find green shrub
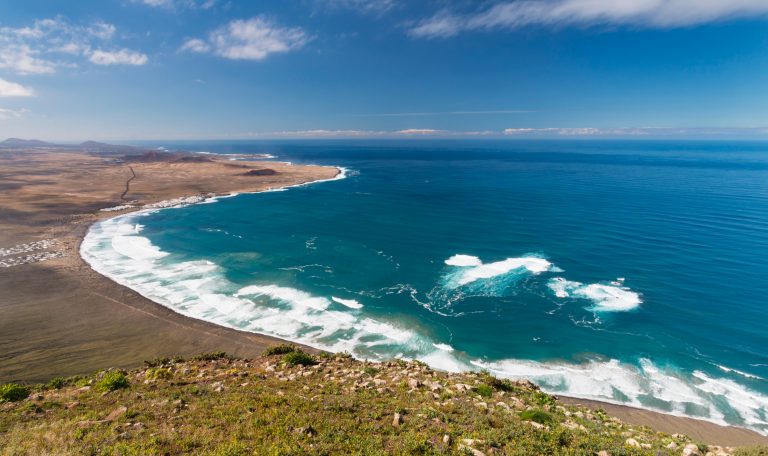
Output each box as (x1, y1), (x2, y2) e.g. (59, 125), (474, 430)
(519, 409), (554, 426)
(145, 368), (173, 380)
(485, 375), (516, 392)
(283, 351), (317, 367)
(363, 366), (380, 376)
(46, 377), (66, 390)
(264, 344), (297, 356)
(0, 383), (30, 402)
(533, 391), (556, 407)
(473, 384), (493, 398)
(144, 357), (177, 367)
(95, 370), (129, 392)
(193, 351), (231, 361)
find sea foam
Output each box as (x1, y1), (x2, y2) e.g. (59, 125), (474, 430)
(444, 254), (552, 287)
(548, 277), (641, 312)
(331, 296), (364, 309)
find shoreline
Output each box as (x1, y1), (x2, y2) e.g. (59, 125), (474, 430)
(2, 155), (766, 446)
(76, 172), (768, 445)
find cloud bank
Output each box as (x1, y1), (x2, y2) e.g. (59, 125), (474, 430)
(410, 0), (768, 38)
(181, 17), (309, 61)
(0, 78), (34, 97)
(0, 17), (146, 74)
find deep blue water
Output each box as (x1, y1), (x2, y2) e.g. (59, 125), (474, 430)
(83, 140), (768, 433)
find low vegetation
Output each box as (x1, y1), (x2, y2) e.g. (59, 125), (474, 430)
(0, 351), (759, 455)
(94, 370), (129, 393)
(0, 384), (29, 403)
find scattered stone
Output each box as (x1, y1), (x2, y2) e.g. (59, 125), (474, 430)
(683, 443), (701, 456)
(294, 426), (317, 437)
(625, 438), (641, 448)
(393, 412), (403, 426)
(443, 434), (451, 445)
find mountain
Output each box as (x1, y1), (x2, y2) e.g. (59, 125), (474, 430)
(0, 138), (55, 148)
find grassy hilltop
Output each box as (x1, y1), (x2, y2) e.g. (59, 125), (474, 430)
(1, 347), (764, 455)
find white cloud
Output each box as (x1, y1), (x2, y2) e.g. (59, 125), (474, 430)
(0, 17), (133, 73)
(359, 109), (532, 117)
(88, 21), (117, 40)
(139, 0), (217, 9)
(180, 38), (211, 53)
(89, 49), (148, 66)
(410, 0), (768, 38)
(319, 0), (396, 14)
(0, 107), (28, 120)
(0, 78), (34, 97)
(0, 44), (56, 74)
(182, 17), (309, 61)
(395, 128), (443, 135)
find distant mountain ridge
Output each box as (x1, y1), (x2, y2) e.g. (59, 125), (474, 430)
(0, 138), (55, 147)
(0, 138), (154, 156)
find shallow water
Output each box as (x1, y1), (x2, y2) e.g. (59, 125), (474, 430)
(82, 140), (768, 434)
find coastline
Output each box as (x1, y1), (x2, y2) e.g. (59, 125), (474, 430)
(1, 155), (766, 446)
(0, 155), (340, 384)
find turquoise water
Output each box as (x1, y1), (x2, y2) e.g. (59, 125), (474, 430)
(82, 141), (768, 433)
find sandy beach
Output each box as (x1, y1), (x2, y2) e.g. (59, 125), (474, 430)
(1, 146), (766, 447)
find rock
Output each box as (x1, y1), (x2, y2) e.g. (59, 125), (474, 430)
(525, 421), (547, 430)
(408, 378), (422, 389)
(453, 383), (471, 392)
(458, 444), (486, 456)
(683, 443), (701, 456)
(393, 412), (403, 426)
(426, 381), (442, 392)
(667, 442), (679, 450)
(104, 406), (127, 422)
(495, 401), (511, 411)
(509, 397), (526, 410)
(172, 399), (186, 412)
(294, 426), (317, 437)
(443, 434), (451, 445)
(562, 420), (587, 431)
(625, 438), (641, 448)
(597, 451), (611, 456)
(462, 439), (485, 446)
(65, 401), (80, 410)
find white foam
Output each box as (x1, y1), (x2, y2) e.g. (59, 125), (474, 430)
(111, 234), (168, 261)
(432, 343), (454, 352)
(693, 371), (768, 429)
(331, 296), (363, 309)
(473, 356), (768, 434)
(445, 255), (552, 286)
(444, 254), (482, 267)
(716, 364), (764, 380)
(548, 277), (641, 312)
(237, 285), (331, 311)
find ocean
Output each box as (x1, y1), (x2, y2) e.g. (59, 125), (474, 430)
(81, 140), (768, 434)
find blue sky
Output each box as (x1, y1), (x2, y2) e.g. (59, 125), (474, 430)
(0, 0), (767, 141)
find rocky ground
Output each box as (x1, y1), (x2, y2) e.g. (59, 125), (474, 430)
(2, 348), (763, 455)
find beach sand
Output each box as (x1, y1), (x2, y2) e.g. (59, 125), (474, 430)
(0, 148), (332, 381)
(1, 147), (766, 446)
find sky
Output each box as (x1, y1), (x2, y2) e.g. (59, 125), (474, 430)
(0, 0), (767, 141)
